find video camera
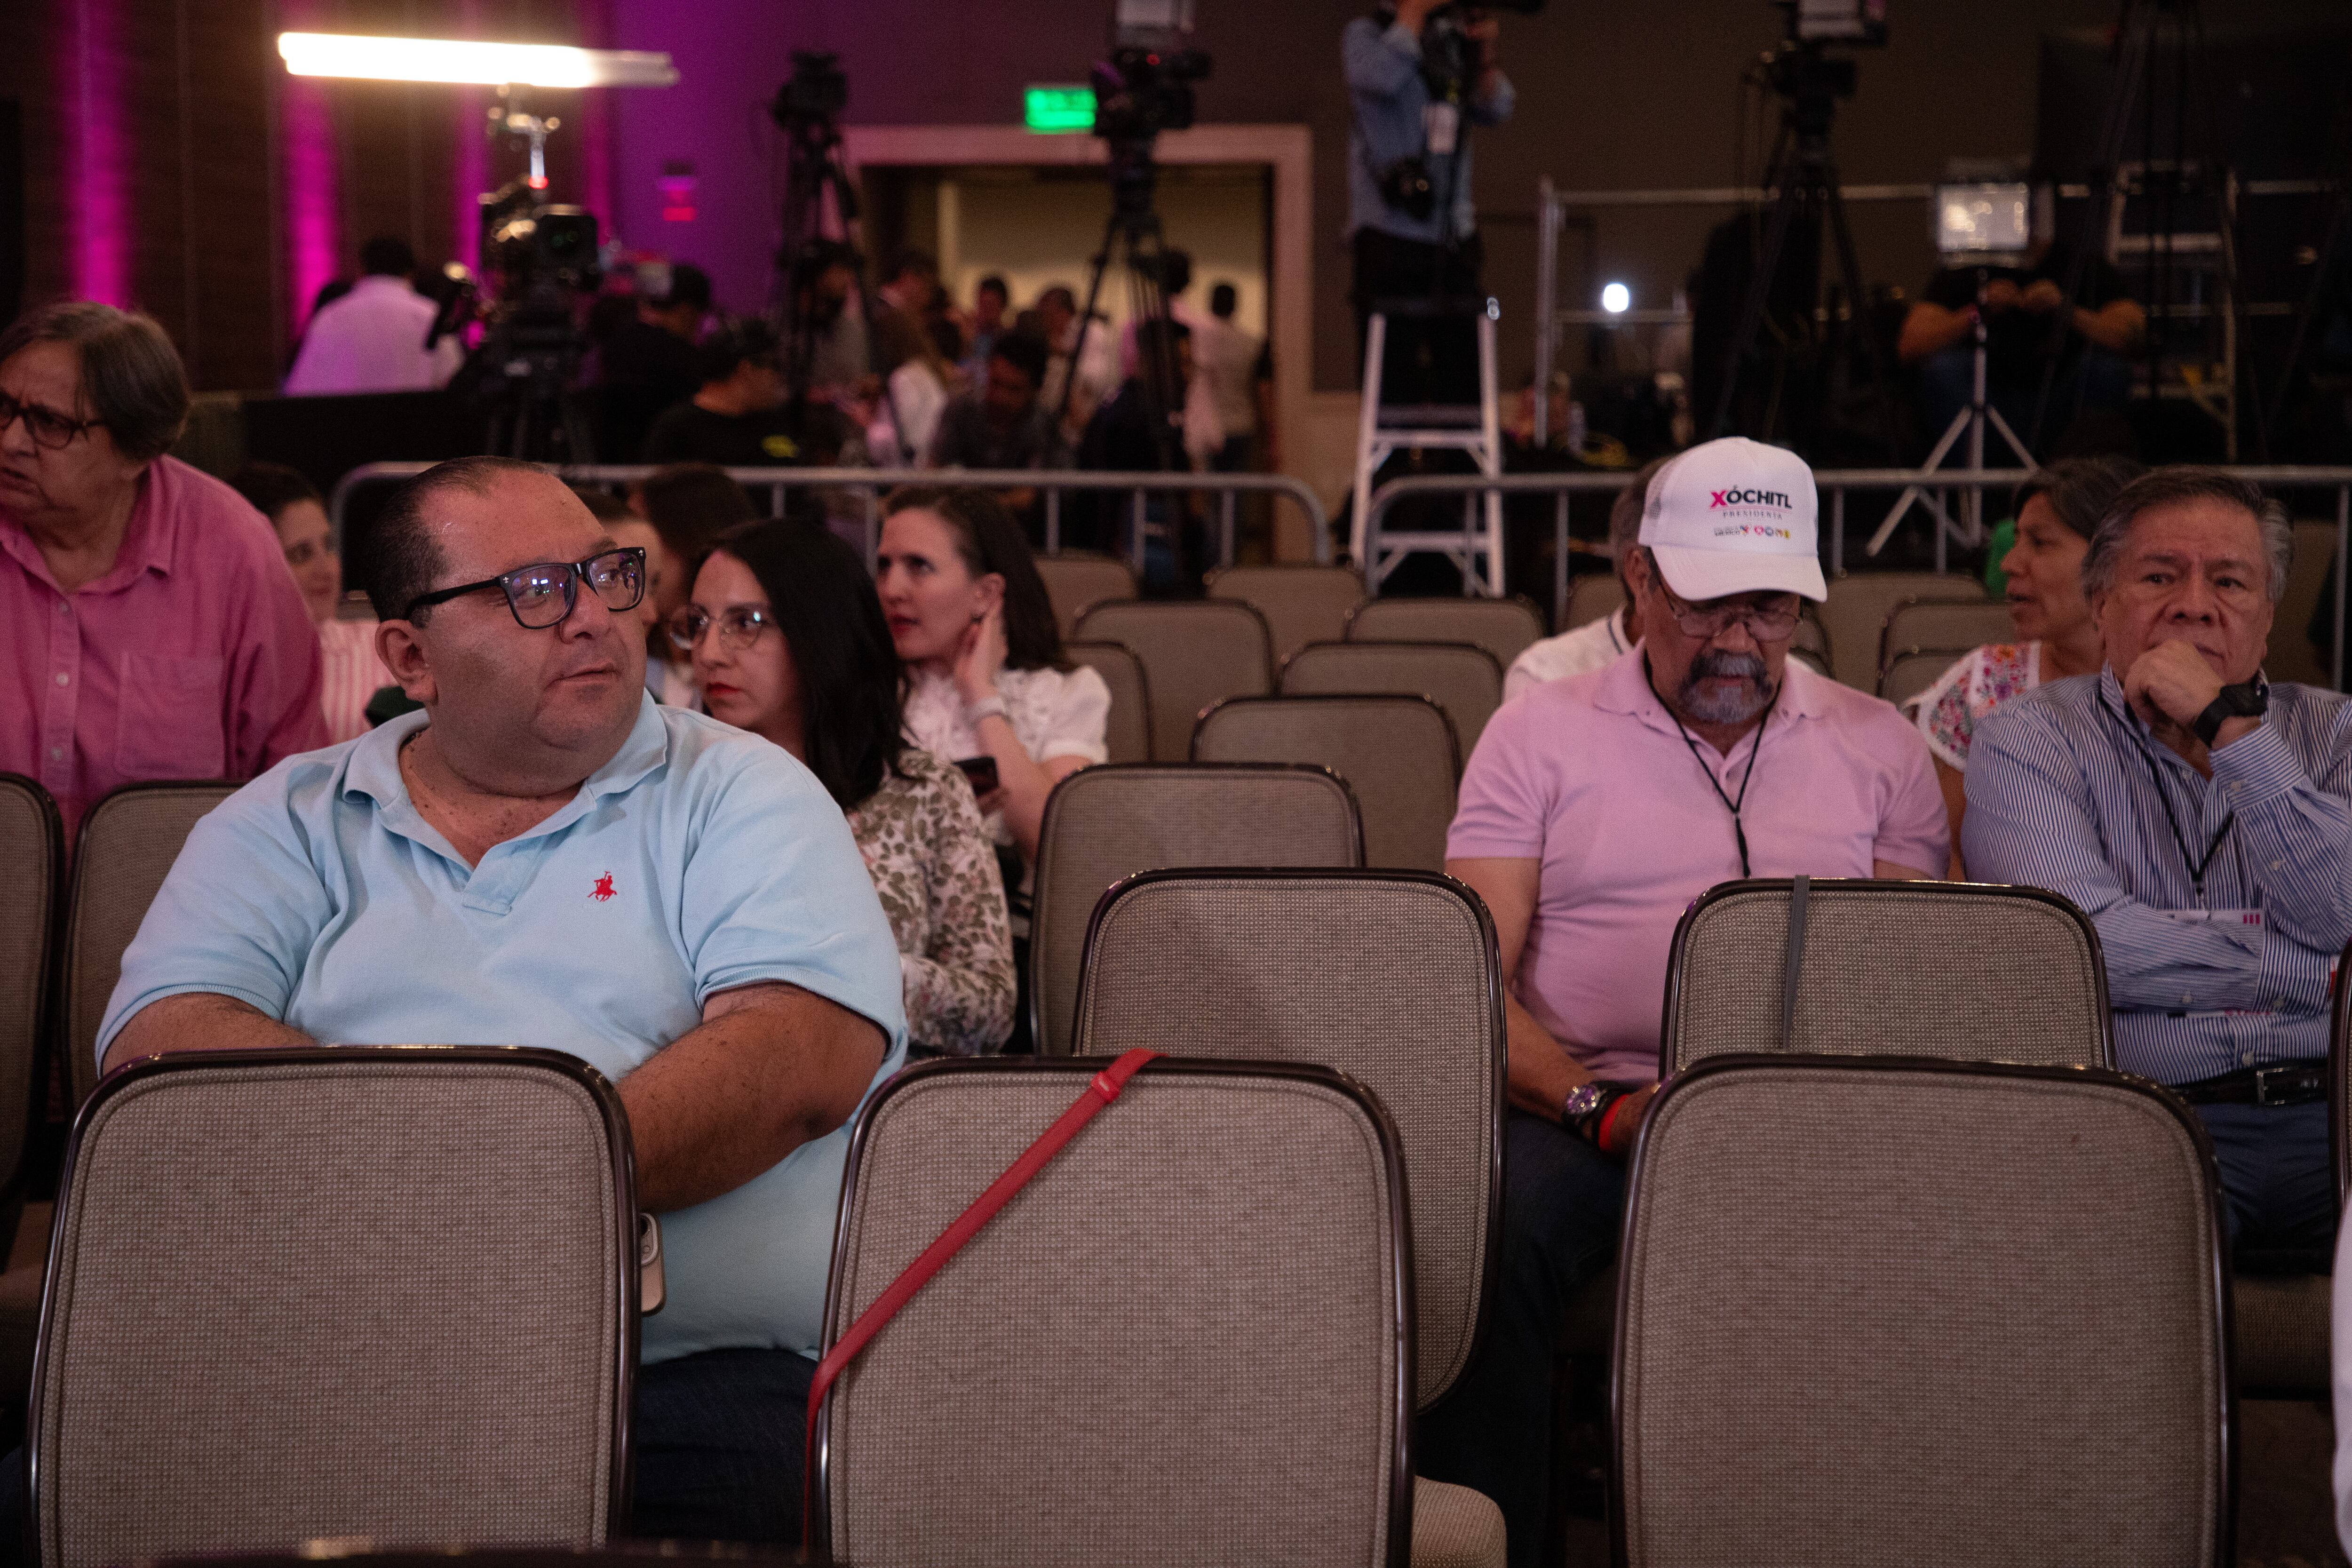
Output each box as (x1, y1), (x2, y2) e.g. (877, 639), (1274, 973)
(770, 50), (848, 129)
(1090, 44), (1211, 143)
(1417, 0), (1543, 104)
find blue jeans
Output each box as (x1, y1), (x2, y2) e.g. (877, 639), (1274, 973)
(2192, 1100), (2336, 1270)
(630, 1346), (818, 1545)
(1915, 344), (2132, 462)
(1416, 1112), (1625, 1568)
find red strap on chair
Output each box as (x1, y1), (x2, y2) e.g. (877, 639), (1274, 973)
(802, 1049), (1163, 1534)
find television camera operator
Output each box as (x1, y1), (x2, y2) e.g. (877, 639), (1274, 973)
(1344, 0), (1515, 403)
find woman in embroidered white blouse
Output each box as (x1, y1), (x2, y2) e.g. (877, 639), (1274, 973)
(876, 485), (1110, 870)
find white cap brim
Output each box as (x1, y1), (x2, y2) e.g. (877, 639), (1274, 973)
(1648, 542), (1828, 604)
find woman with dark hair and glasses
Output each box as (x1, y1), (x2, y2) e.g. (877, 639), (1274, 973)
(681, 518), (1014, 1057)
(0, 301), (326, 844)
(875, 485), (1109, 875)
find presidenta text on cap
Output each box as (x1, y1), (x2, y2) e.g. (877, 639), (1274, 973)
(1707, 485), (1797, 541)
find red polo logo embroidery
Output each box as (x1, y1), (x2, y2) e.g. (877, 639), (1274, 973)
(590, 873), (617, 903)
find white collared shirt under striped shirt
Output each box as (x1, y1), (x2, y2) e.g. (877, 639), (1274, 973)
(1964, 666), (2352, 1085)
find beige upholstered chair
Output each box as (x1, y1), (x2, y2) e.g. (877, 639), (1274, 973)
(1659, 878), (2113, 1077)
(1615, 1055), (2230, 1568)
(30, 1047), (639, 1568)
(1819, 571), (1985, 688)
(1073, 599), (1275, 764)
(814, 1057), (1415, 1568)
(1281, 642), (1507, 757)
(1879, 596), (2017, 676)
(1193, 695), (1458, 872)
(1345, 597), (1546, 671)
(0, 777), (60, 1218)
(1073, 869), (1501, 1409)
(60, 782), (239, 1110)
(0, 777), (63, 1400)
(1564, 574), (1625, 631)
(1030, 765), (1363, 1057)
(1033, 550), (1138, 637)
(1880, 649), (1961, 707)
(1208, 563), (1368, 665)
(1062, 641), (1153, 764)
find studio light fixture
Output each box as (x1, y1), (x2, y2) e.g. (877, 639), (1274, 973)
(277, 32), (679, 89)
(1600, 282), (1631, 315)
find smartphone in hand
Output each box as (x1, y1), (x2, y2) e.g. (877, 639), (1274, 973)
(954, 755), (1001, 795)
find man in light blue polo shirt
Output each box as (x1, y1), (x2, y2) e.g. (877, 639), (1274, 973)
(99, 457), (907, 1547)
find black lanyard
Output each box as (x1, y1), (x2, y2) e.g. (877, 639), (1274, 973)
(1653, 653), (1782, 879)
(2099, 690), (2236, 902)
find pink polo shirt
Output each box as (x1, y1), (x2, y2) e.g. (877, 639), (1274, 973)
(1450, 648), (1947, 1082)
(1, 456), (328, 843)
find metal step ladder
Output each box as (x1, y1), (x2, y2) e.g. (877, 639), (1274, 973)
(1351, 300), (1504, 596)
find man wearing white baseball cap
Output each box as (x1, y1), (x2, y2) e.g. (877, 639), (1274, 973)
(1419, 437), (1946, 1564)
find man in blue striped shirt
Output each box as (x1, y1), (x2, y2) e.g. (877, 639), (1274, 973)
(1967, 468), (2350, 1261)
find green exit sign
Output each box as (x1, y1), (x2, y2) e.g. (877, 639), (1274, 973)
(1025, 86), (1096, 134)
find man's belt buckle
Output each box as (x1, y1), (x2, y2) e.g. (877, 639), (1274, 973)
(2253, 1065), (2318, 1106)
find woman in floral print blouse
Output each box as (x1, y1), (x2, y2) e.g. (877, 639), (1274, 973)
(1910, 455), (2142, 876)
(679, 517), (1015, 1056)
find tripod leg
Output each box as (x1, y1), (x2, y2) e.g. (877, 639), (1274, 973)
(1708, 177), (1806, 439)
(1820, 171), (1902, 464)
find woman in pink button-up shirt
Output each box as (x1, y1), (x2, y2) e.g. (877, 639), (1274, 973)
(0, 302), (326, 842)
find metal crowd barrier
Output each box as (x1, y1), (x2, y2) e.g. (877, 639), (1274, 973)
(326, 463), (1332, 572)
(1361, 466), (2352, 688)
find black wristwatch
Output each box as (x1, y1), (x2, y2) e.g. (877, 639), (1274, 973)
(2192, 676), (2269, 747)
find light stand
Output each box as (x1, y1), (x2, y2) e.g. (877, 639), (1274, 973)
(1868, 265), (2036, 556)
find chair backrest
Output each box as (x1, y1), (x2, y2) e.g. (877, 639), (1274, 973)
(816, 1057), (1410, 1568)
(1062, 641), (1153, 764)
(1030, 765), (1365, 1057)
(1793, 604), (1830, 669)
(32, 1047), (636, 1568)
(1660, 879), (2113, 1077)
(1281, 641), (1505, 756)
(1207, 564), (1367, 665)
(1615, 1055), (2229, 1568)
(1073, 599), (1275, 764)
(1345, 596), (1547, 669)
(1193, 695), (1459, 872)
(62, 782), (239, 1110)
(1073, 870), (1500, 1410)
(1879, 597), (2017, 674)
(1819, 572), (1985, 689)
(1880, 648), (1961, 707)
(1565, 573), (1626, 630)
(1033, 551), (1139, 638)
(0, 776), (61, 1212)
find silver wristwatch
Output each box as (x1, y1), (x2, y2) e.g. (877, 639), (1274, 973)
(1560, 1082), (1612, 1127)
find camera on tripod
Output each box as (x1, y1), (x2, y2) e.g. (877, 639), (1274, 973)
(481, 189), (601, 311)
(770, 50), (848, 130)
(1090, 44), (1211, 143)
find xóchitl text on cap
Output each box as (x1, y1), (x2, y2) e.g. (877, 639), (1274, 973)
(1637, 436), (1828, 604)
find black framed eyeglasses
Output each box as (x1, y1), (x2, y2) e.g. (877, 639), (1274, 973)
(667, 605), (775, 653)
(401, 547), (646, 628)
(0, 390), (104, 451)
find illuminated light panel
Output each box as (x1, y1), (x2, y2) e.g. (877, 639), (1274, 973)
(1025, 87), (1097, 134)
(277, 32), (678, 88)
(1600, 282), (1630, 315)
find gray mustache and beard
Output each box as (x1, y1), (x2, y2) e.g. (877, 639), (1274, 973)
(1679, 648), (1778, 725)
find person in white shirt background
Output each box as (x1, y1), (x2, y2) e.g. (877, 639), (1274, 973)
(282, 236), (462, 397)
(1502, 454), (1666, 701)
(1193, 281), (1277, 476)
